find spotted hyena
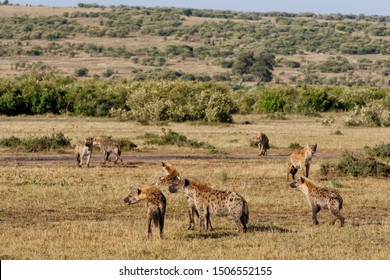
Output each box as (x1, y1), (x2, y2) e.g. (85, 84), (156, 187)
(253, 132), (269, 156)
(93, 136), (123, 164)
(74, 137), (93, 167)
(124, 186), (166, 238)
(157, 162), (213, 231)
(290, 176), (344, 227)
(287, 143), (317, 180)
(168, 175), (249, 233)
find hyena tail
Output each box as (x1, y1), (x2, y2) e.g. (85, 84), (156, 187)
(117, 147), (122, 156)
(241, 200), (249, 225)
(152, 207), (164, 229)
(152, 207), (164, 237)
(76, 153), (81, 164)
(339, 197), (343, 210)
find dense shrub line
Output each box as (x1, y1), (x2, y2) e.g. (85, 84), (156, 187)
(0, 132), (71, 152)
(0, 71), (389, 123)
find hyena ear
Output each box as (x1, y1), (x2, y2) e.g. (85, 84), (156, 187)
(299, 176), (305, 183)
(184, 179), (190, 186)
(313, 144), (317, 151)
(161, 162), (166, 167)
(133, 187), (141, 195)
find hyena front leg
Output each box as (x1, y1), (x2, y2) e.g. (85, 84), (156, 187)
(303, 162), (310, 177)
(104, 151), (110, 163)
(258, 143), (263, 156)
(86, 153), (91, 167)
(76, 154), (81, 167)
(291, 167), (298, 179)
(188, 204), (196, 230)
(286, 163), (292, 180)
(311, 204), (320, 226)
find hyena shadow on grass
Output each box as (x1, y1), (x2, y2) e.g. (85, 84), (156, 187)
(247, 224), (292, 233)
(184, 231), (240, 240)
(97, 161), (138, 168)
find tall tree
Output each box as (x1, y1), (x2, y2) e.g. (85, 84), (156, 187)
(232, 51), (254, 86)
(232, 51), (275, 86)
(250, 52), (276, 85)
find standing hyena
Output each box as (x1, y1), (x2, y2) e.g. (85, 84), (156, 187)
(168, 175), (249, 233)
(74, 137), (93, 167)
(124, 186), (166, 238)
(253, 132), (269, 156)
(157, 162), (213, 231)
(286, 143), (317, 180)
(290, 176), (345, 227)
(93, 136), (123, 164)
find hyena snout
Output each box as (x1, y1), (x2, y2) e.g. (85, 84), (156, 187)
(168, 184), (177, 193)
(124, 196), (132, 205)
(289, 181), (298, 188)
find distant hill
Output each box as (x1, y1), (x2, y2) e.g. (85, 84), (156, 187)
(0, 4), (389, 86)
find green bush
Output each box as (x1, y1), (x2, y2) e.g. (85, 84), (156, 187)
(143, 128), (219, 153)
(74, 68), (89, 77)
(320, 151), (390, 177)
(115, 138), (138, 151)
(0, 132), (71, 152)
(367, 143), (390, 158)
(124, 80), (237, 123)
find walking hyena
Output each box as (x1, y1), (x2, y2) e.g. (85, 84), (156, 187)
(157, 162), (213, 231)
(93, 136), (123, 164)
(123, 186), (167, 238)
(168, 175), (249, 233)
(286, 143), (317, 180)
(290, 176), (345, 227)
(253, 132), (269, 156)
(74, 137), (93, 167)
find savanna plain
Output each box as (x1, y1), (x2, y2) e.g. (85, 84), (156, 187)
(0, 114), (389, 260)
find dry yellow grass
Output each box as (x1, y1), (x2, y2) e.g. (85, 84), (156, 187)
(0, 114), (389, 260)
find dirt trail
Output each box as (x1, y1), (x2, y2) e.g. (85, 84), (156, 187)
(0, 152), (340, 167)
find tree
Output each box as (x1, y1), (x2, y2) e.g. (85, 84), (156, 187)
(232, 51), (254, 86)
(232, 51), (275, 86)
(250, 52), (276, 85)
(183, 9), (192, 17)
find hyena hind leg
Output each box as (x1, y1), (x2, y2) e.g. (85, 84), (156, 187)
(311, 205), (320, 226)
(330, 209), (345, 227)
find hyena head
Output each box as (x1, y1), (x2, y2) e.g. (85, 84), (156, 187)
(124, 188), (142, 205)
(84, 137), (94, 148)
(157, 162), (179, 185)
(92, 136), (105, 146)
(306, 143), (317, 156)
(289, 176), (306, 189)
(168, 176), (190, 193)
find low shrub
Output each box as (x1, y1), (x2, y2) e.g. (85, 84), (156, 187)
(115, 138), (138, 151)
(320, 151), (390, 177)
(0, 132), (72, 152)
(143, 128), (219, 153)
(367, 143), (390, 158)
